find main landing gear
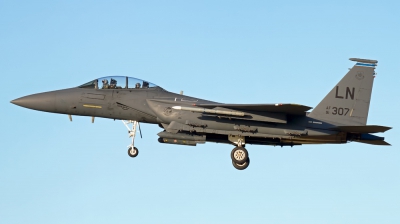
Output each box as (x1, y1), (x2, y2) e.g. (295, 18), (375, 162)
(231, 146), (250, 170)
(122, 120), (141, 158)
(229, 137), (250, 170)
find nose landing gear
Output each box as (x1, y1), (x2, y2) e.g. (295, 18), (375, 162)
(122, 120), (141, 158)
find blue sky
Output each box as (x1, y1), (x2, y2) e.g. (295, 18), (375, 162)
(1, 1), (399, 223)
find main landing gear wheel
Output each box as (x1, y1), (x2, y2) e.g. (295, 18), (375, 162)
(128, 147), (139, 157)
(232, 157), (250, 170)
(231, 146), (249, 164)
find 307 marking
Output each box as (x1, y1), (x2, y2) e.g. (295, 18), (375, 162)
(331, 107), (349, 116)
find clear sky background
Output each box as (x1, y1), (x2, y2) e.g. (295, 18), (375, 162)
(1, 1), (399, 223)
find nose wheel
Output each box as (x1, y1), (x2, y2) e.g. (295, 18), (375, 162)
(128, 147), (139, 157)
(122, 120), (141, 158)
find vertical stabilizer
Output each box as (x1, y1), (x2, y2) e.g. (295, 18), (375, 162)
(308, 58), (378, 126)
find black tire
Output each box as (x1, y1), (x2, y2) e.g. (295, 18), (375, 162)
(128, 147), (139, 157)
(230, 147), (249, 164)
(232, 157), (250, 170)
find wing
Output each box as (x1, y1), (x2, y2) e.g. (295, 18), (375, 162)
(195, 103), (312, 115)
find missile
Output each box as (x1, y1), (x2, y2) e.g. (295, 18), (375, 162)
(172, 106), (245, 117)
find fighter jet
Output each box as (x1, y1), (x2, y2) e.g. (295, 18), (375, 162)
(11, 58), (391, 170)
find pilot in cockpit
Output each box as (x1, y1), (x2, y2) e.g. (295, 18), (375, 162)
(110, 78), (117, 89)
(102, 79), (109, 89)
(135, 83), (141, 89)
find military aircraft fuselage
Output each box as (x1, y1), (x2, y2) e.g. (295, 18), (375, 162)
(11, 58), (391, 170)
(12, 85), (346, 146)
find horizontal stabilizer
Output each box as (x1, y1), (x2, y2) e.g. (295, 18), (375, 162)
(195, 103), (312, 115)
(332, 125), (392, 133)
(355, 140), (391, 146)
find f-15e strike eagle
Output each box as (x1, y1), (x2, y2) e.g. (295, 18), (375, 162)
(11, 58), (391, 170)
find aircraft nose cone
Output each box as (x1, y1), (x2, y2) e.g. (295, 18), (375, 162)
(11, 92), (56, 112)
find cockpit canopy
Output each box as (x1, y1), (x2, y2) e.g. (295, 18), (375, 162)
(78, 76), (158, 90)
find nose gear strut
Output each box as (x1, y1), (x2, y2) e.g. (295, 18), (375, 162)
(122, 120), (142, 158)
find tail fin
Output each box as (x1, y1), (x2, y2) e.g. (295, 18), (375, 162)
(308, 58), (378, 125)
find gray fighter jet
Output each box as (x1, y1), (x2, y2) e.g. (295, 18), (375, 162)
(11, 58), (391, 170)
